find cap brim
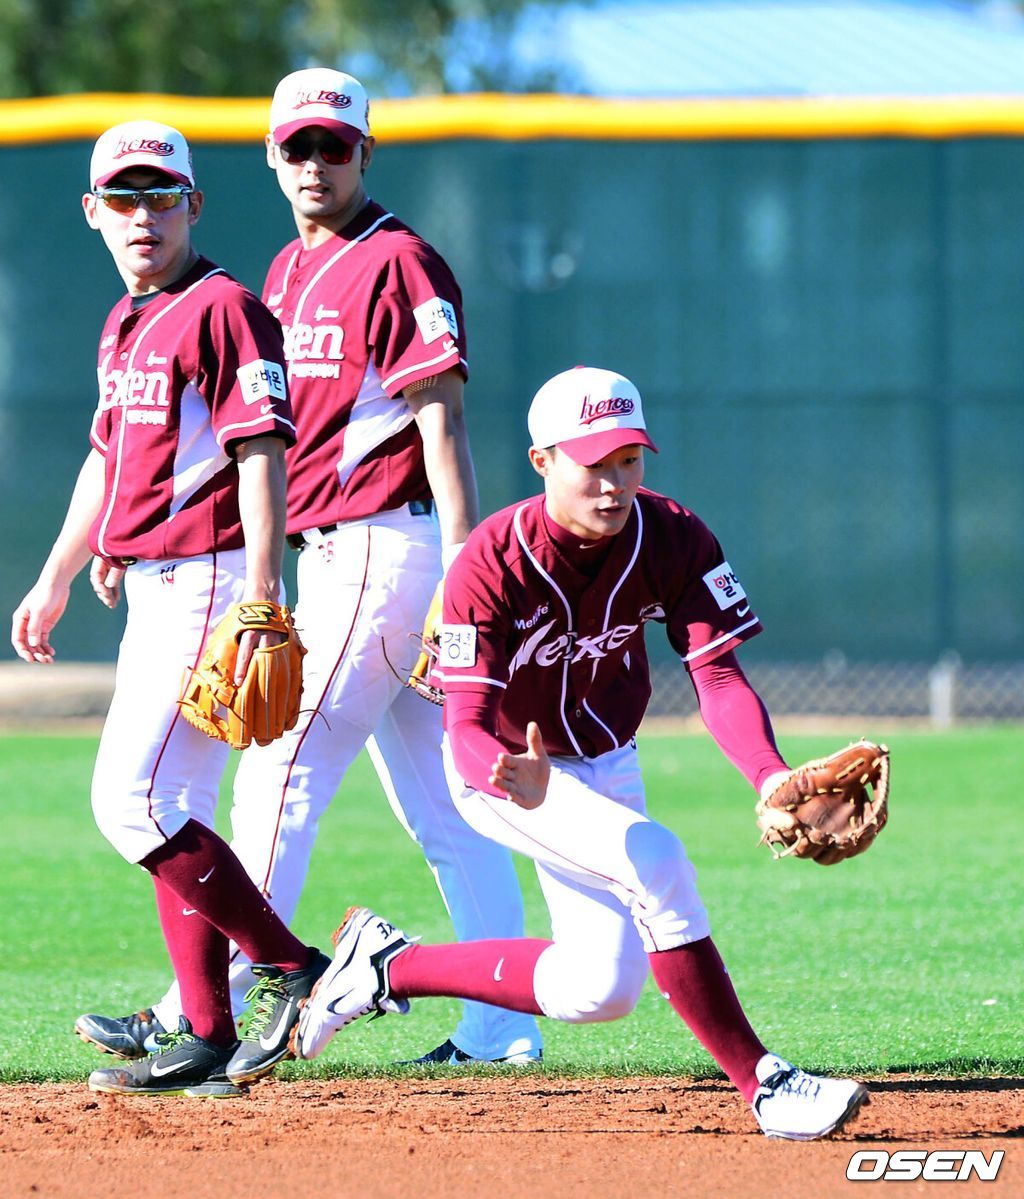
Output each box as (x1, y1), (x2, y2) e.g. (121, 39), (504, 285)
(94, 166), (193, 189)
(556, 428), (658, 467)
(272, 118), (364, 145)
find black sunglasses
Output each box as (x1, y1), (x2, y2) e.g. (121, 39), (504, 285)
(93, 186), (192, 214)
(278, 131), (359, 166)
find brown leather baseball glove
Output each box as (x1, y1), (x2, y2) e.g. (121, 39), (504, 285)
(406, 580), (444, 706)
(178, 601), (305, 750)
(755, 739), (890, 865)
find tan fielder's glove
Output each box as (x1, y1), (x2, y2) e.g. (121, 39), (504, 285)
(406, 580), (444, 706)
(178, 601), (305, 750)
(755, 740), (890, 865)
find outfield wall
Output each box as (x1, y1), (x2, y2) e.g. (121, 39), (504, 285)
(1, 94), (1021, 671)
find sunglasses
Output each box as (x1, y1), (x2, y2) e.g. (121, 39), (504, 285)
(278, 132), (358, 166)
(93, 186), (192, 214)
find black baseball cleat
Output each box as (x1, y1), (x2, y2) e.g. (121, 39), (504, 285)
(404, 1039), (543, 1065)
(75, 1007), (166, 1059)
(225, 949), (331, 1085)
(87, 1016), (244, 1097)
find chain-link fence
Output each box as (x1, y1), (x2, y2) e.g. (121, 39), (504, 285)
(649, 656), (1024, 724)
(1, 658), (1020, 727)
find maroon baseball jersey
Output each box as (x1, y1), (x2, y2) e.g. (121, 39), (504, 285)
(89, 256), (295, 563)
(262, 200), (468, 530)
(438, 489), (762, 758)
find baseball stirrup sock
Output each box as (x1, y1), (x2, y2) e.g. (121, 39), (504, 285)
(388, 939), (550, 1015)
(648, 937), (766, 1102)
(152, 875), (235, 1046)
(142, 819), (308, 972)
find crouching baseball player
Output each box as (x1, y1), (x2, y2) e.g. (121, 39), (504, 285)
(293, 366), (872, 1140)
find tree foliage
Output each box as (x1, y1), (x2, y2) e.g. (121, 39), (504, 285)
(0, 0), (581, 98)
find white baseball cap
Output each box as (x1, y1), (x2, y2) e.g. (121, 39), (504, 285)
(270, 68), (370, 145)
(528, 366), (658, 466)
(90, 120), (195, 190)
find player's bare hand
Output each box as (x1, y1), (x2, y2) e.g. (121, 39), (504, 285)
(89, 557), (124, 609)
(490, 721), (549, 809)
(234, 627), (286, 685)
(10, 580), (70, 664)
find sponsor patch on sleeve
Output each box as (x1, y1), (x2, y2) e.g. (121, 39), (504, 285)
(413, 297), (459, 345)
(236, 359), (288, 405)
(438, 624), (477, 668)
(702, 562), (748, 611)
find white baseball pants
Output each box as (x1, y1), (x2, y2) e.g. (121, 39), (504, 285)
(91, 550), (246, 863)
(442, 737), (712, 1024)
(154, 506), (540, 1060)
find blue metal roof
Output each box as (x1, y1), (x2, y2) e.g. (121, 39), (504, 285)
(518, 0), (1024, 96)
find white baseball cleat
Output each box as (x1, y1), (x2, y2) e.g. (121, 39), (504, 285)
(751, 1054), (869, 1140)
(294, 906), (416, 1060)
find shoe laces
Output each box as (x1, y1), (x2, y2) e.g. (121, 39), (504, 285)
(759, 1066), (821, 1102)
(151, 1026), (196, 1055)
(239, 973), (287, 1042)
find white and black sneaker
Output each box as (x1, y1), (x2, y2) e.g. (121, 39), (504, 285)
(75, 1007), (166, 1059)
(87, 1017), (243, 1098)
(404, 1039), (543, 1066)
(294, 907), (416, 1061)
(751, 1054), (868, 1140)
(225, 949), (331, 1085)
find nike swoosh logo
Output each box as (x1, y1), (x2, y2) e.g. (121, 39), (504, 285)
(326, 989), (356, 1015)
(493, 957), (505, 982)
(150, 1057), (194, 1077)
(198, 868), (215, 883)
(182, 907), (198, 916)
(736, 605), (751, 617)
(259, 1005), (295, 1050)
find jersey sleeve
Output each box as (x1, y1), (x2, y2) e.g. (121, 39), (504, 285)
(436, 540), (511, 694)
(368, 243), (468, 397)
(661, 511), (763, 668)
(89, 309), (124, 454)
(89, 406), (112, 454)
(198, 287), (296, 452)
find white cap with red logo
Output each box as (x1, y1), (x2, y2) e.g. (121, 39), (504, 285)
(528, 366), (658, 466)
(270, 67), (370, 146)
(90, 120), (195, 190)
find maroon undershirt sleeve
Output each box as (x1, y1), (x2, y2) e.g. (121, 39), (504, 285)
(446, 688), (509, 797)
(688, 650), (789, 792)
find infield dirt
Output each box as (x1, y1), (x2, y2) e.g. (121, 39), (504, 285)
(1, 1075), (1020, 1198)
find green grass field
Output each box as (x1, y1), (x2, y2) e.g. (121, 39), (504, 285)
(1, 726), (1020, 1083)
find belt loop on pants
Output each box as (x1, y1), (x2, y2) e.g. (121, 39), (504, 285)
(286, 499), (435, 550)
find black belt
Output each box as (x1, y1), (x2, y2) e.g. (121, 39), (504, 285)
(286, 499), (434, 550)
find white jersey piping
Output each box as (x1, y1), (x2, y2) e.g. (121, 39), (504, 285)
(512, 503), (584, 757)
(290, 211), (394, 325)
(435, 671), (508, 689)
(682, 615), (761, 662)
(583, 500), (644, 750)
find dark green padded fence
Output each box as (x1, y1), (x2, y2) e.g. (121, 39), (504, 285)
(1, 136), (1021, 664)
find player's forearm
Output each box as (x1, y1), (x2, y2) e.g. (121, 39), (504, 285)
(408, 373), (480, 551)
(446, 689), (508, 797)
(235, 436), (287, 601)
(689, 651), (789, 791)
(37, 449), (107, 587)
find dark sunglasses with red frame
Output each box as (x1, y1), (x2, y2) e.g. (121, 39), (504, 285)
(278, 131), (360, 166)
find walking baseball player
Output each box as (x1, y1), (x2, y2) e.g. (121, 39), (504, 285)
(76, 70), (540, 1067)
(10, 121), (332, 1097)
(294, 366), (871, 1140)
